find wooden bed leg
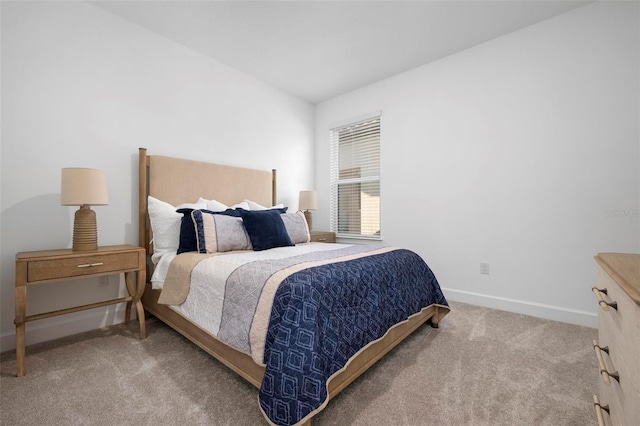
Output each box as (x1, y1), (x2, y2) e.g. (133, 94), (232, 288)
(430, 306), (440, 328)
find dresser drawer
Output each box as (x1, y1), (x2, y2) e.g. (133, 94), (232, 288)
(27, 252), (141, 282)
(597, 384), (620, 426)
(597, 333), (640, 426)
(597, 266), (640, 392)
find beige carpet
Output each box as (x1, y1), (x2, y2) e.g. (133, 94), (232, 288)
(0, 301), (598, 425)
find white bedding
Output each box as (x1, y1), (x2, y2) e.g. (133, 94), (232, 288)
(151, 243), (353, 348)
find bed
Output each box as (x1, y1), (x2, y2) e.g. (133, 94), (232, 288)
(137, 147), (449, 425)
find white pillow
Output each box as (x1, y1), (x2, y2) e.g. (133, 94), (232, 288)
(244, 199), (285, 211)
(197, 198), (228, 212)
(231, 201), (251, 210)
(197, 198), (250, 211)
(147, 196), (205, 264)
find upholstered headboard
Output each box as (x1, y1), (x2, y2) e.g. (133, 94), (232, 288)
(138, 147), (276, 256)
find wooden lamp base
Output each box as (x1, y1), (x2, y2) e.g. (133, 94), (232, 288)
(72, 205), (98, 251)
(303, 210), (313, 232)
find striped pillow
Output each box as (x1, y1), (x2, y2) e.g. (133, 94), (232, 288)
(191, 210), (252, 253)
(281, 211), (311, 244)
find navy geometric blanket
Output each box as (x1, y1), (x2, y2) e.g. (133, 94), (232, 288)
(259, 248), (448, 425)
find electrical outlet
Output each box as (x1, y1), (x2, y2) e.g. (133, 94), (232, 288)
(480, 262), (490, 275)
(98, 276), (109, 286)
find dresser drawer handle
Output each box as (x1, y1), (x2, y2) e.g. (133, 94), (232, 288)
(604, 370), (620, 383)
(317, 238), (327, 241)
(592, 287), (617, 311)
(77, 262), (104, 268)
(593, 394), (609, 426)
(592, 340), (612, 385)
(592, 340), (620, 384)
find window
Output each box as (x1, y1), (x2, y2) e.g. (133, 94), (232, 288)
(330, 114), (381, 239)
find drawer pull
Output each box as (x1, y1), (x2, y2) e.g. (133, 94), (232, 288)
(77, 262), (104, 268)
(592, 286), (617, 311)
(317, 238), (327, 241)
(592, 340), (620, 384)
(593, 395), (609, 426)
(592, 340), (611, 385)
(604, 370), (620, 383)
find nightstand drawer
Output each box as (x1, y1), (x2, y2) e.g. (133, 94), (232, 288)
(310, 231), (336, 243)
(27, 252), (140, 282)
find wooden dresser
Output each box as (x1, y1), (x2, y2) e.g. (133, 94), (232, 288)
(592, 253), (640, 426)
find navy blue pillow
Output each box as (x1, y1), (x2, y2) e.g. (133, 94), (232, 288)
(238, 209), (293, 251)
(176, 208), (241, 254)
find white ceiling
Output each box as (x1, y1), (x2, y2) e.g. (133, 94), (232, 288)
(93, 0), (590, 104)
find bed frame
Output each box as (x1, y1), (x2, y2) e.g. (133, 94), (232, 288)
(138, 147), (448, 424)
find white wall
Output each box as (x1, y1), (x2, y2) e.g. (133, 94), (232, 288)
(0, 2), (315, 351)
(315, 1), (640, 327)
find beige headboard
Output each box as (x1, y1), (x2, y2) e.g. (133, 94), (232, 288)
(138, 147), (276, 256)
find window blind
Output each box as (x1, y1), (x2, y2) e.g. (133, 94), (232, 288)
(329, 116), (381, 239)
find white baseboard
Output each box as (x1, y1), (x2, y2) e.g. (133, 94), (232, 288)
(0, 305), (135, 353)
(442, 287), (598, 328)
(1, 288), (597, 354)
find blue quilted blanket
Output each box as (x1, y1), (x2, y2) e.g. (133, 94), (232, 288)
(258, 248), (448, 425)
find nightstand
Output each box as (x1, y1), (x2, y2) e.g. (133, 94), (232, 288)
(310, 231), (336, 243)
(14, 244), (146, 377)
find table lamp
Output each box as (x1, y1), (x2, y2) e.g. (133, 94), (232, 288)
(61, 168), (109, 251)
(299, 190), (317, 231)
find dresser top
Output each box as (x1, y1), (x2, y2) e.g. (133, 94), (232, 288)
(595, 253), (640, 304)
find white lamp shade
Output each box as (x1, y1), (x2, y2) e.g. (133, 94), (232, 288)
(61, 168), (109, 206)
(299, 190), (317, 211)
